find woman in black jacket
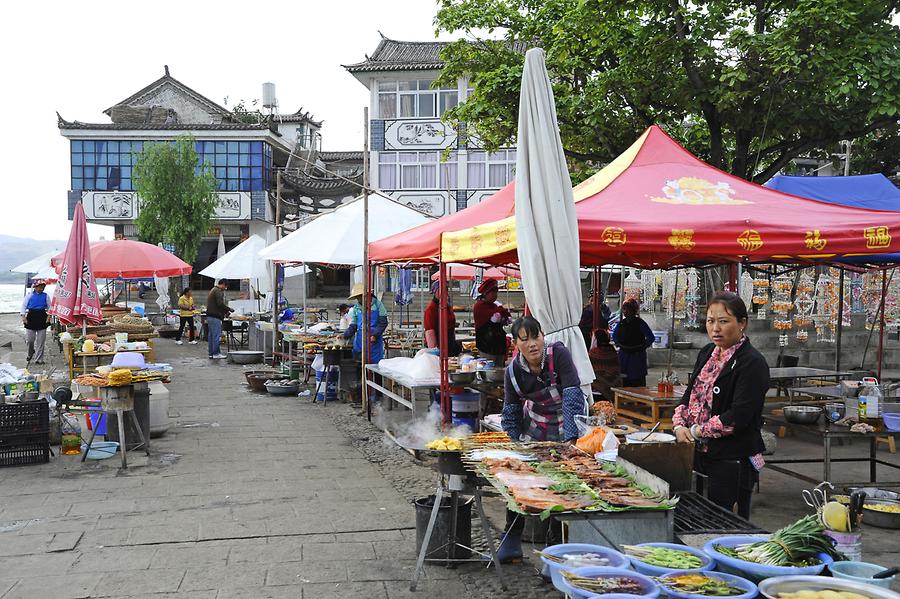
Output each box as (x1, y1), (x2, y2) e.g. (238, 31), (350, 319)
(673, 292), (769, 519)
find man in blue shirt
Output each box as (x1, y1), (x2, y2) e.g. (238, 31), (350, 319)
(20, 280), (50, 364)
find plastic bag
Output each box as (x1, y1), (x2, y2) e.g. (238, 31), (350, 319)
(576, 427), (607, 454)
(310, 353), (324, 371)
(574, 414), (607, 438)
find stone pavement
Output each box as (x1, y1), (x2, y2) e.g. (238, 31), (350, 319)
(0, 317), (548, 599)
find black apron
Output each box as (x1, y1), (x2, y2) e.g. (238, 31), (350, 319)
(25, 308), (48, 330)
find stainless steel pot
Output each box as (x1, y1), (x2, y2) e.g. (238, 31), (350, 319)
(228, 351), (264, 365)
(862, 498), (900, 529)
(784, 405), (822, 424)
(449, 371), (476, 385)
(476, 369), (505, 384)
(759, 575), (899, 599)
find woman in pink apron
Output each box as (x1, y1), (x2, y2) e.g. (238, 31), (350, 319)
(497, 316), (587, 561)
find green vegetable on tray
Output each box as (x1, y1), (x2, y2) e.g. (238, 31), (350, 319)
(660, 574), (745, 596)
(623, 545), (703, 569)
(713, 514), (846, 567)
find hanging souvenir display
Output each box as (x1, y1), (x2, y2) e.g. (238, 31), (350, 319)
(751, 272), (770, 320)
(739, 270), (754, 309)
(814, 272), (837, 343)
(685, 269), (700, 328)
(793, 271), (814, 344)
(640, 269), (659, 312)
(662, 269), (687, 320)
(861, 269), (883, 329)
(772, 273), (793, 332)
(623, 269), (642, 306)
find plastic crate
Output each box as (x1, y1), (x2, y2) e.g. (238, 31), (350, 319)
(0, 432), (50, 467)
(0, 401), (49, 436)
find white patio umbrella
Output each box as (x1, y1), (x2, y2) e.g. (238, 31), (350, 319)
(514, 48), (594, 387)
(11, 250), (60, 282)
(200, 234), (272, 290)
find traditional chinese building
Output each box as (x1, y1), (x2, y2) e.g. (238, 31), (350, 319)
(57, 67), (363, 287)
(343, 35), (517, 217)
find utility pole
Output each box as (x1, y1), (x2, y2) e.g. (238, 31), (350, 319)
(363, 108), (371, 420)
(272, 170), (282, 363)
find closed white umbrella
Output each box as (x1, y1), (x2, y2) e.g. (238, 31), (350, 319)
(216, 234), (226, 261)
(514, 48), (594, 387)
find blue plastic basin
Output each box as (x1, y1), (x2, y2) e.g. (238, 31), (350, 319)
(882, 413), (900, 432)
(659, 570), (757, 599)
(541, 544), (630, 592)
(80, 441), (119, 460)
(829, 560), (896, 588)
(703, 535), (832, 582)
(626, 542), (712, 576)
(556, 566), (658, 599)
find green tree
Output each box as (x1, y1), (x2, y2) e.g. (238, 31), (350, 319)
(434, 0), (900, 183)
(132, 135), (218, 263)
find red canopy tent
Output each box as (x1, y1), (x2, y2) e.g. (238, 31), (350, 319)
(429, 264), (518, 281)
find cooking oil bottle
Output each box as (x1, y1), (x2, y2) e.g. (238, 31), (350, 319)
(60, 413), (82, 455)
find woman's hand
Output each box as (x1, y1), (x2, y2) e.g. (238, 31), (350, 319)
(674, 426), (695, 444)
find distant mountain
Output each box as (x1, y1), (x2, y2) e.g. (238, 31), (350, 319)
(0, 235), (66, 283)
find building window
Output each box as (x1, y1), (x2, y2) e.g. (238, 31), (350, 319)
(379, 151), (457, 190)
(377, 80), (458, 119)
(467, 150), (516, 188)
(70, 139), (273, 193)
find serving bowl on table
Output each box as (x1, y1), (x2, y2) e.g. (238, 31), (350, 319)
(556, 566), (658, 599)
(539, 543), (630, 590)
(702, 535), (832, 583)
(862, 498), (900, 529)
(626, 542), (712, 576)
(824, 402), (847, 423)
(449, 371), (476, 385)
(658, 570), (757, 599)
(228, 351), (264, 365)
(758, 575), (900, 599)
(625, 432), (676, 444)
(476, 368), (505, 384)
(783, 405), (823, 424)
(829, 561), (897, 588)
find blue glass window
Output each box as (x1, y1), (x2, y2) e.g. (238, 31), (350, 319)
(121, 166), (132, 178)
(227, 167), (238, 179)
(120, 141), (131, 152)
(72, 140), (83, 152)
(250, 153), (262, 167)
(238, 142), (249, 153)
(72, 153), (83, 166)
(226, 179), (239, 191)
(238, 154), (249, 167)
(227, 153), (238, 166)
(72, 179), (83, 190)
(72, 167), (83, 177)
(227, 141), (238, 153)
(84, 141), (95, 152)
(250, 141), (261, 152)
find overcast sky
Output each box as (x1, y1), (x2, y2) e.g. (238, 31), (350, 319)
(0, 0), (453, 242)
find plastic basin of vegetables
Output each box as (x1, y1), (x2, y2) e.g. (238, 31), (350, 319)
(829, 561), (896, 589)
(703, 535), (832, 582)
(625, 542), (713, 576)
(557, 566), (659, 599)
(658, 570), (757, 599)
(541, 544), (630, 592)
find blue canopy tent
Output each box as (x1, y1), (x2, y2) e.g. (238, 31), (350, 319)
(766, 174), (900, 376)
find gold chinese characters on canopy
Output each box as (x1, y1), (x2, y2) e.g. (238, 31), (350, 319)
(864, 226), (891, 250)
(668, 229), (696, 250)
(601, 227), (627, 247)
(805, 230), (827, 251)
(737, 229), (763, 252)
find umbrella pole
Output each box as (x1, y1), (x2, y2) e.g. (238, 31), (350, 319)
(302, 263), (307, 332)
(877, 268), (888, 380)
(835, 267), (845, 371)
(592, 266), (601, 338)
(439, 262), (449, 428)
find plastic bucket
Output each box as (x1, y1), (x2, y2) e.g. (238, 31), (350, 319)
(450, 391), (479, 413)
(824, 530), (862, 562)
(315, 368), (338, 402)
(87, 412), (108, 436)
(414, 494), (472, 561)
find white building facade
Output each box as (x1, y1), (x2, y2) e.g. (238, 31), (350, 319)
(344, 37), (516, 217)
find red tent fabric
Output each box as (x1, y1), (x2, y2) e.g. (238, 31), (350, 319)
(429, 264), (518, 281)
(49, 203), (102, 325)
(368, 182), (515, 263)
(430, 126), (900, 268)
(53, 239), (192, 279)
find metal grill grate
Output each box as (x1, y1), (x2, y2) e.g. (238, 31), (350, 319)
(674, 492), (768, 535)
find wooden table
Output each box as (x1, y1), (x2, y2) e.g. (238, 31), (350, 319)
(611, 387), (681, 431)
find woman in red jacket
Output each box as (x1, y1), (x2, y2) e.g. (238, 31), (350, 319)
(473, 279), (511, 365)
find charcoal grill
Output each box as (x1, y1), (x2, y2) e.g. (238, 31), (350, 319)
(674, 492), (767, 536)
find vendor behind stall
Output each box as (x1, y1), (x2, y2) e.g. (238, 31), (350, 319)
(498, 315), (587, 562)
(424, 280), (461, 356)
(612, 298), (654, 387)
(673, 292), (768, 520)
(473, 278), (511, 365)
(344, 284), (387, 402)
(20, 280), (50, 365)
(589, 317), (622, 400)
(337, 303), (352, 332)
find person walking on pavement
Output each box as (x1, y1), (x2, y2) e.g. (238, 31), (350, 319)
(206, 279), (233, 359)
(175, 288), (198, 345)
(21, 280), (50, 364)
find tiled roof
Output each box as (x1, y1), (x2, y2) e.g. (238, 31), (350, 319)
(103, 66), (233, 119)
(319, 151), (364, 161)
(279, 109), (322, 127)
(57, 114), (275, 132)
(282, 170), (363, 196)
(343, 37), (450, 73)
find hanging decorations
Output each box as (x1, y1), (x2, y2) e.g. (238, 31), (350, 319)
(623, 269), (642, 306)
(814, 272), (837, 343)
(662, 269), (688, 320)
(739, 270), (754, 309)
(640, 269), (659, 312)
(793, 271), (814, 344)
(751, 272), (770, 320)
(685, 269), (700, 328)
(885, 270), (900, 332)
(772, 274), (793, 332)
(861, 269), (883, 329)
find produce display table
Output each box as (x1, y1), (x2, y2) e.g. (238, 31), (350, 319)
(67, 346), (154, 379)
(612, 387), (681, 431)
(764, 412), (900, 487)
(364, 364), (438, 412)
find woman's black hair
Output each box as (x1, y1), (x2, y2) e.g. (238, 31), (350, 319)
(182, 287), (191, 294)
(511, 315), (542, 340)
(708, 291), (749, 322)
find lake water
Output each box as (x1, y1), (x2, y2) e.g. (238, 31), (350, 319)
(0, 283), (56, 314)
